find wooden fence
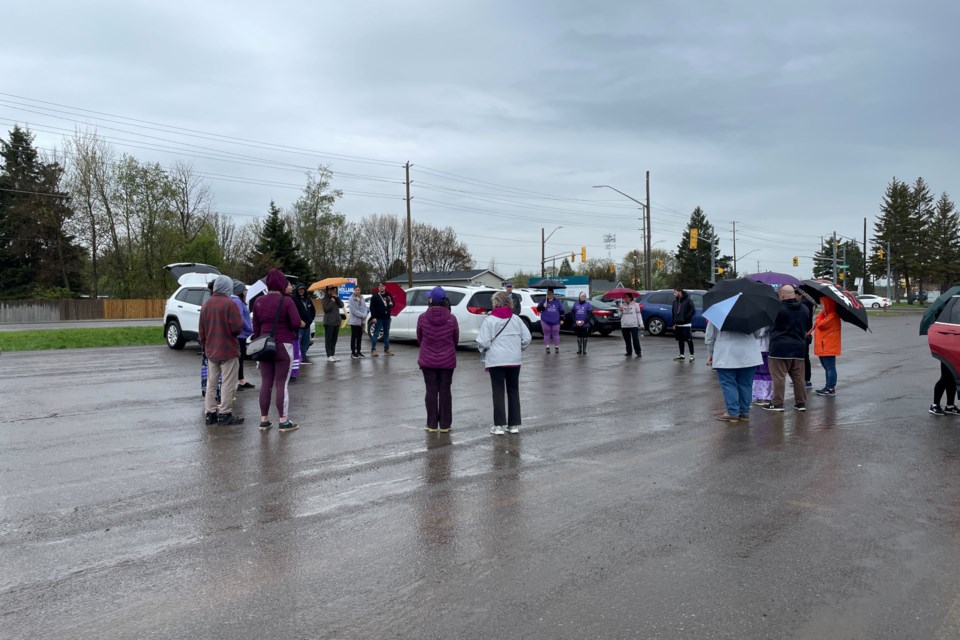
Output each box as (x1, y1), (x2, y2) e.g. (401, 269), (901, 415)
(0, 299), (165, 323)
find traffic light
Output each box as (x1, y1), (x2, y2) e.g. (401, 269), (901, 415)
(716, 267), (724, 275)
(792, 256), (799, 267)
(877, 247), (885, 259)
(608, 262), (615, 274)
(657, 259), (664, 269)
(689, 228), (698, 249)
(570, 252), (575, 263)
(581, 246), (587, 262)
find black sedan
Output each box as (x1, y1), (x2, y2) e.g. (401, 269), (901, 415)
(531, 295), (621, 336)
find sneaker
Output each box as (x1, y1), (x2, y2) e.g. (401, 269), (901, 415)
(259, 420), (272, 431)
(237, 382), (255, 389)
(327, 356), (336, 362)
(625, 352), (632, 357)
(357, 352), (366, 358)
(715, 413), (740, 423)
(673, 355), (685, 361)
(507, 425), (520, 434)
(217, 413), (245, 425)
(804, 381), (813, 389)
(300, 359), (313, 365)
(636, 352), (642, 358)
(384, 350), (395, 356)
(753, 399), (770, 406)
(815, 388), (836, 397)
(278, 421), (299, 432)
(490, 425), (505, 435)
(371, 349), (379, 358)
(438, 427), (451, 433)
(351, 354), (359, 359)
(761, 403), (785, 412)
(930, 404), (946, 416)
(944, 405), (960, 415)
(424, 425), (440, 433)
(794, 402), (806, 412)
(205, 411), (218, 425)
(738, 414), (750, 421)
(689, 355), (695, 363)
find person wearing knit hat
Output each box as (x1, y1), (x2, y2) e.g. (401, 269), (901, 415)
(199, 275), (244, 425)
(417, 286), (459, 432)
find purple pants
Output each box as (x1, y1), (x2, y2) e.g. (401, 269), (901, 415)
(542, 322), (560, 347)
(258, 342), (293, 417)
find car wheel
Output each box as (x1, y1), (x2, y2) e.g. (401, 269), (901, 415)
(646, 317), (665, 336)
(521, 317), (532, 333)
(165, 320), (185, 350)
(872, 302), (880, 309)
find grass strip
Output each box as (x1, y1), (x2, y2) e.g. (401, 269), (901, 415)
(0, 326), (165, 352)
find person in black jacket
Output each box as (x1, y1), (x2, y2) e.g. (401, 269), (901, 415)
(369, 283), (395, 356)
(762, 285), (811, 411)
(293, 283), (317, 364)
(672, 288), (696, 362)
(504, 282), (522, 315)
(795, 287), (815, 388)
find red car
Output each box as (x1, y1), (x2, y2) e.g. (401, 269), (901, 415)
(929, 294), (960, 381)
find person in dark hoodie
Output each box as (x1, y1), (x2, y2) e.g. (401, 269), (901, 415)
(416, 286), (460, 432)
(199, 275), (244, 425)
(672, 287), (696, 362)
(762, 284), (811, 412)
(321, 285), (344, 362)
(293, 283), (316, 364)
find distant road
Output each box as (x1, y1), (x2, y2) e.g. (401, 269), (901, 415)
(0, 319), (160, 332)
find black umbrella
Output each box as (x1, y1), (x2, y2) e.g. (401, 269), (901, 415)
(530, 278), (563, 289)
(702, 278), (781, 333)
(799, 279), (869, 331)
(920, 286), (960, 335)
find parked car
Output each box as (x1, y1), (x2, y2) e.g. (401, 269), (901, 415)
(928, 294), (960, 384)
(512, 288), (543, 334)
(163, 263), (220, 349)
(388, 286), (499, 345)
(530, 294), (621, 336)
(636, 289), (707, 337)
(857, 294), (890, 309)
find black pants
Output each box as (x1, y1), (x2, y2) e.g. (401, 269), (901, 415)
(675, 326), (694, 355)
(350, 325), (364, 356)
(237, 338), (248, 380)
(422, 368), (454, 429)
(489, 366), (521, 427)
(324, 324), (339, 357)
(803, 338), (812, 383)
(621, 327), (641, 355)
(935, 362), (957, 406)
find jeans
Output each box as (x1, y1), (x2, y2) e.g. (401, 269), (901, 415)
(489, 366), (521, 427)
(621, 327), (641, 355)
(299, 326), (312, 361)
(716, 367), (756, 417)
(372, 316), (391, 352)
(422, 368), (454, 429)
(819, 355), (837, 389)
(324, 324), (339, 357)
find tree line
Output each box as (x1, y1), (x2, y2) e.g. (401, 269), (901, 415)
(0, 126), (474, 299)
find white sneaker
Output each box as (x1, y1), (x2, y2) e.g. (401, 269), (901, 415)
(327, 356), (336, 362)
(507, 425), (519, 434)
(490, 425), (505, 436)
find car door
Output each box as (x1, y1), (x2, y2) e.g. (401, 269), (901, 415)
(689, 292), (706, 331)
(179, 287), (210, 335)
(930, 297), (960, 379)
(647, 291), (674, 326)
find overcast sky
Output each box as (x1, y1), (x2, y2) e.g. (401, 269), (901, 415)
(3, 0), (958, 279)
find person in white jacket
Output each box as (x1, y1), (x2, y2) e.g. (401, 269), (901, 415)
(477, 291), (532, 435)
(348, 286), (369, 359)
(619, 291), (643, 357)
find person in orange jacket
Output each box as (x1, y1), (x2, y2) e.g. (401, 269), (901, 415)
(813, 297), (841, 396)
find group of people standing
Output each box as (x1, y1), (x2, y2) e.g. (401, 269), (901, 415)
(706, 284), (842, 423)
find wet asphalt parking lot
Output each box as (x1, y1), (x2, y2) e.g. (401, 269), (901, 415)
(3, 313), (960, 639)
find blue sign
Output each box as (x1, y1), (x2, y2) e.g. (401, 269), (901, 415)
(338, 279), (357, 303)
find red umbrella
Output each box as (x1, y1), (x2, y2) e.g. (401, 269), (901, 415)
(603, 287), (641, 300)
(384, 282), (406, 316)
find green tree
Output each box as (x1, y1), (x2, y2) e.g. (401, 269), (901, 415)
(812, 238), (863, 287)
(674, 207), (727, 288)
(870, 177), (920, 301)
(289, 167), (345, 280)
(927, 192), (960, 291)
(0, 125), (86, 298)
(248, 201), (312, 281)
(557, 257), (574, 276)
(576, 257), (616, 281)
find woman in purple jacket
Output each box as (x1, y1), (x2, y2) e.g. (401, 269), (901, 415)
(252, 269), (304, 432)
(536, 288), (564, 353)
(571, 292), (593, 355)
(416, 286), (460, 433)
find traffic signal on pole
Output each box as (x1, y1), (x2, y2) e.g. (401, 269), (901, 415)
(570, 252), (575, 263)
(581, 246), (587, 262)
(716, 267), (724, 274)
(657, 259), (664, 269)
(689, 228), (698, 249)
(792, 256), (799, 267)
(877, 247), (885, 259)
(608, 262), (615, 274)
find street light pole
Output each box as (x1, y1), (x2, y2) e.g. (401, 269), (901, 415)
(541, 226), (562, 277)
(593, 184), (651, 289)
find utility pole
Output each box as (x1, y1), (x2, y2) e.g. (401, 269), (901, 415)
(645, 171), (652, 290)
(862, 217), (868, 295)
(832, 231), (838, 283)
(405, 161), (413, 288)
(541, 228), (545, 278)
(732, 220), (737, 276)
(886, 241), (892, 300)
(842, 244), (847, 289)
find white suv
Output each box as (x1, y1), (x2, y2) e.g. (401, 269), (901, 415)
(389, 286), (499, 345)
(163, 263), (220, 349)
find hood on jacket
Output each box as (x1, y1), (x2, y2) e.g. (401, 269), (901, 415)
(492, 306), (513, 319)
(821, 297), (836, 314)
(213, 275), (233, 295)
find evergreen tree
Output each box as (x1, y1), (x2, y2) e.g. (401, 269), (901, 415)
(870, 177), (920, 301)
(910, 177), (936, 297)
(558, 257), (574, 276)
(0, 125), (86, 298)
(248, 201), (312, 281)
(927, 192), (960, 291)
(674, 207), (729, 288)
(812, 238), (863, 287)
